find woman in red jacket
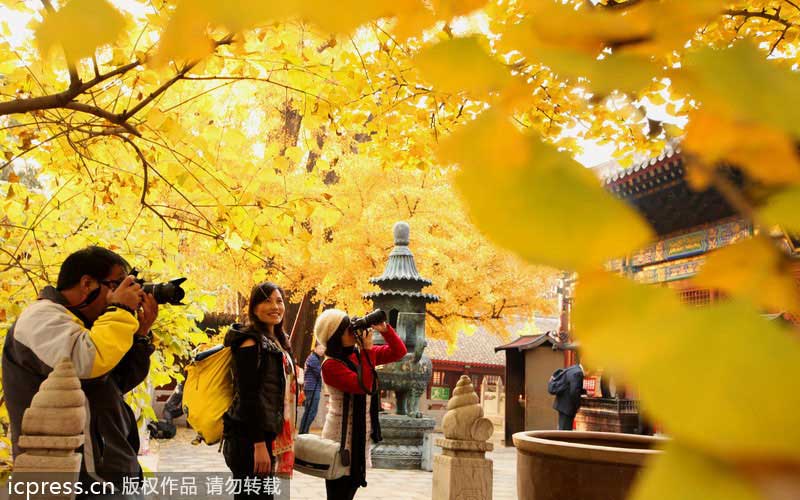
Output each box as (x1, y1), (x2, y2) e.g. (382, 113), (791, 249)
(313, 308), (407, 500)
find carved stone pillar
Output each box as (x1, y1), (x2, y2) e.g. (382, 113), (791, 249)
(433, 375), (494, 500)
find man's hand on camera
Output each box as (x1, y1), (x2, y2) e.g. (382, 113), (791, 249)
(136, 293), (158, 336)
(372, 322), (389, 334)
(109, 276), (145, 311)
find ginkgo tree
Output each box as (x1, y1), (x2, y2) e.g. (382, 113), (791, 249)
(2, 0), (800, 497)
(0, 0), (558, 473)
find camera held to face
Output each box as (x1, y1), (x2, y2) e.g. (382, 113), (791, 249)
(131, 269), (187, 305)
(350, 309), (387, 336)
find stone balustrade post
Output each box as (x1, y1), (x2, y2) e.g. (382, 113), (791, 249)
(432, 375), (494, 500)
(13, 358), (86, 500)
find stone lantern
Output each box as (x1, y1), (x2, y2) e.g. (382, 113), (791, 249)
(365, 221), (439, 469)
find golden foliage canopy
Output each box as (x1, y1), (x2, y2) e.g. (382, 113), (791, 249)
(2, 0), (800, 494)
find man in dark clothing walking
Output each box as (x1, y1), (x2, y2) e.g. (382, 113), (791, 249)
(298, 343), (325, 434)
(552, 364), (585, 431)
(2, 247), (158, 492)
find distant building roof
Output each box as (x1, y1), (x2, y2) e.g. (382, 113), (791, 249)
(426, 317), (560, 368)
(495, 332), (576, 352)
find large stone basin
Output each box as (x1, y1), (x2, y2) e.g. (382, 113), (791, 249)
(513, 431), (666, 500)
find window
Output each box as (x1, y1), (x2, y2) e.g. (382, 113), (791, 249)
(680, 288), (712, 307)
(432, 371), (445, 386)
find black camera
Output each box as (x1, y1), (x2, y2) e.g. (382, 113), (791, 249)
(131, 269), (187, 305)
(350, 309), (387, 332)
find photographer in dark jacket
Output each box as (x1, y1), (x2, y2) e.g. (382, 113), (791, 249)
(2, 246), (158, 494)
(223, 282), (296, 500)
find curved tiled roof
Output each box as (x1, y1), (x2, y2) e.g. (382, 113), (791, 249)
(369, 252), (432, 286)
(426, 317), (560, 366)
(603, 143), (682, 185)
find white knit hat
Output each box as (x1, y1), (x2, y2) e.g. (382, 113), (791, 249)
(314, 308), (349, 348)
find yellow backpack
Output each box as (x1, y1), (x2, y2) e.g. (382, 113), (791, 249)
(182, 345), (234, 445)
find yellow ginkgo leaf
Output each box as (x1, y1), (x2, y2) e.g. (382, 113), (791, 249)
(392, 7), (437, 40)
(639, 0), (730, 56)
(430, 0), (488, 19)
(35, 0), (126, 60)
(632, 443), (761, 500)
(680, 41), (800, 139)
(153, 4), (215, 64)
(225, 231), (245, 251)
(662, 122), (684, 138)
(694, 236), (800, 313)
(155, 0), (300, 63)
(413, 36), (510, 98)
(445, 111), (653, 271)
(759, 187), (800, 235)
(683, 110), (800, 187)
(300, 0), (425, 35)
(574, 273), (800, 462)
(503, 22), (658, 95)
(439, 109), (529, 170)
(519, 0), (652, 53)
(198, 0), (293, 32)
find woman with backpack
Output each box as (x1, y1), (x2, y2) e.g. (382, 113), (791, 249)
(313, 308), (407, 500)
(223, 282), (297, 499)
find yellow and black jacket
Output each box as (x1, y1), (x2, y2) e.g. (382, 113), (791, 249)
(2, 286), (152, 484)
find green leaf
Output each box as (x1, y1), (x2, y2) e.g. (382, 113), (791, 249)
(575, 273), (800, 462)
(413, 36), (510, 98)
(632, 443), (761, 500)
(445, 111), (653, 271)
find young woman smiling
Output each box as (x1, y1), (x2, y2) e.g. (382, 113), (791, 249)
(222, 282), (297, 499)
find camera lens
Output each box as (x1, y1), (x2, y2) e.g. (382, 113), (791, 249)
(141, 278), (187, 305)
(350, 309), (386, 331)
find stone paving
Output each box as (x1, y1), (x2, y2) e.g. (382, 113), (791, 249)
(152, 428), (517, 500)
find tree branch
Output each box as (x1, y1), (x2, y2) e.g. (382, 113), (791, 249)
(122, 34), (236, 120)
(769, 26), (790, 55)
(0, 60), (141, 117)
(116, 134), (150, 204)
(725, 8), (796, 28)
(785, 0), (800, 13)
(181, 76), (331, 104)
(0, 35), (234, 134)
(599, 0), (644, 9)
(63, 102), (141, 136)
(0, 246), (39, 294)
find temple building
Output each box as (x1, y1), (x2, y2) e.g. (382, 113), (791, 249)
(496, 144), (800, 440)
(423, 317), (559, 431)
